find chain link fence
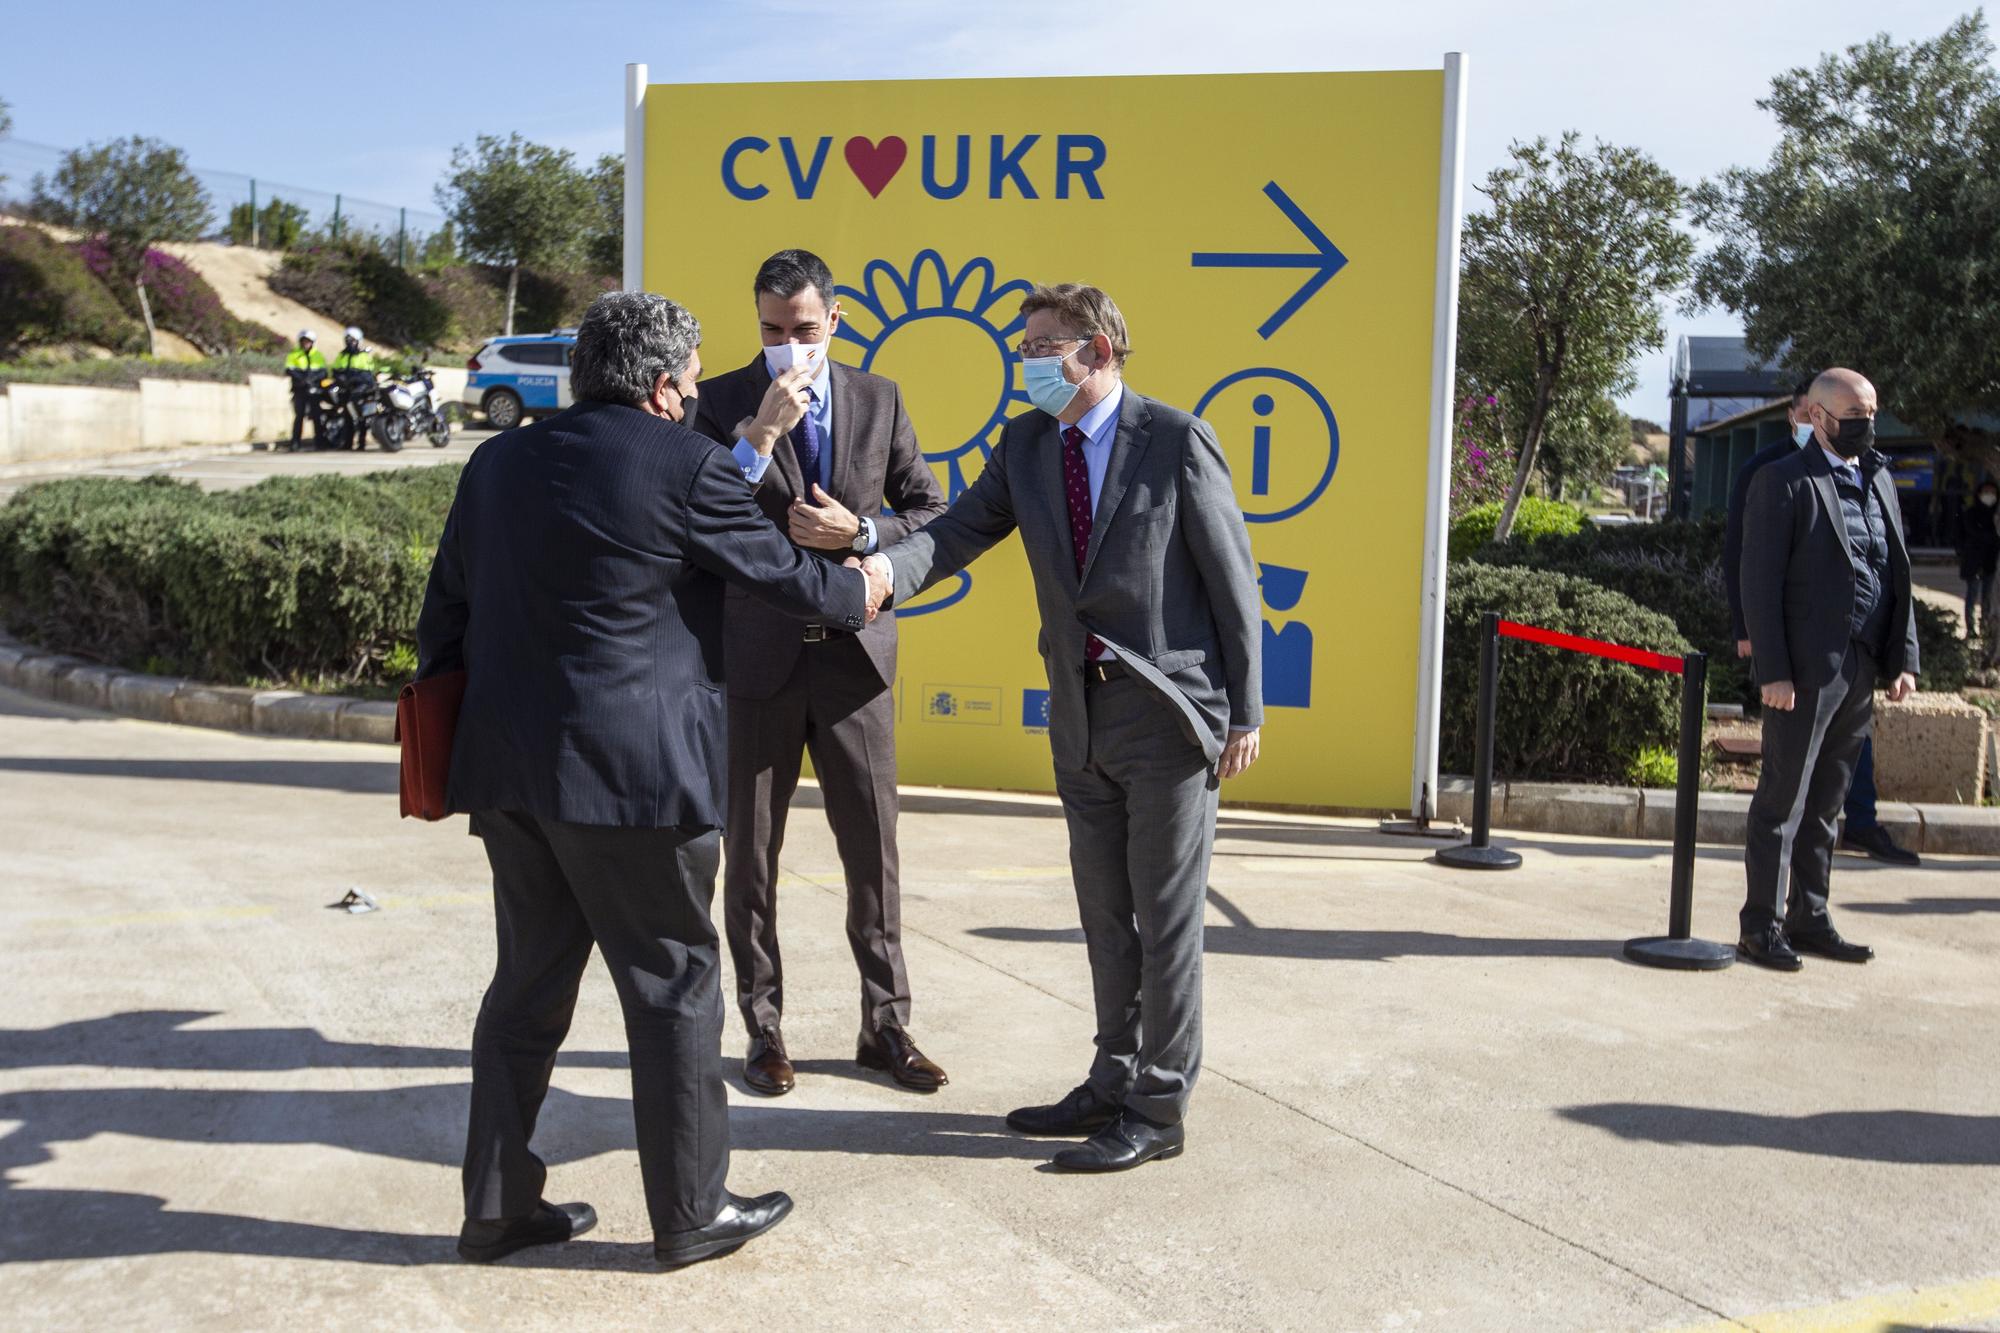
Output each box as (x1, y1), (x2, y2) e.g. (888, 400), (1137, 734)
(0, 135), (448, 265)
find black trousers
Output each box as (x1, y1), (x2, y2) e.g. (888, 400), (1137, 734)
(723, 635), (909, 1035)
(1742, 642), (1876, 936)
(464, 810), (727, 1237)
(289, 396), (316, 447)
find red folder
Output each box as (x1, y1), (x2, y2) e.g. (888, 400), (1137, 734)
(396, 670), (466, 820)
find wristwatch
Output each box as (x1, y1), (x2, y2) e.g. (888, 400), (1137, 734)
(850, 517), (874, 554)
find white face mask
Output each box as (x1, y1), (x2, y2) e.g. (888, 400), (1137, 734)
(763, 340), (825, 379)
(1793, 422), (1814, 447)
(1981, 491), (1999, 507)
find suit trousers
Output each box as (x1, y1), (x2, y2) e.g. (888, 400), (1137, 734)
(1052, 673), (1219, 1126)
(464, 810), (727, 1237)
(1742, 642), (1876, 936)
(723, 633), (909, 1035)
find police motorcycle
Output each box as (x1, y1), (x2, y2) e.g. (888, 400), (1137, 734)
(375, 362), (453, 450)
(324, 326), (397, 451)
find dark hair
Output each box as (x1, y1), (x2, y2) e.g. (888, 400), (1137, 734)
(1790, 375), (1817, 403)
(570, 291), (700, 407)
(754, 249), (836, 310)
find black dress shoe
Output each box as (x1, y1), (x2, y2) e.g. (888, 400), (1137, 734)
(1839, 824), (1921, 866)
(857, 1025), (947, 1092)
(1789, 928), (1874, 963)
(1737, 929), (1804, 972)
(1005, 1084), (1122, 1137)
(655, 1190), (793, 1269)
(457, 1200), (596, 1263)
(1050, 1111), (1185, 1173)
(744, 1025), (795, 1097)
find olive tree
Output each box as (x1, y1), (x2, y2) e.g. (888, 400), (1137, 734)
(435, 134), (596, 335)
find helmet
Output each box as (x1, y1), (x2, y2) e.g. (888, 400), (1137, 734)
(344, 326), (363, 344)
(297, 329), (316, 342)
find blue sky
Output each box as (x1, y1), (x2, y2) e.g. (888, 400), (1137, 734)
(1, 0), (1989, 419)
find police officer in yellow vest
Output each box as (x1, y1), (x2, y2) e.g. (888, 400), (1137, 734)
(331, 327), (381, 451)
(284, 329), (329, 451)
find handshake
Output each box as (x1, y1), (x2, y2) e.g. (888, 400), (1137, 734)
(842, 554), (894, 623)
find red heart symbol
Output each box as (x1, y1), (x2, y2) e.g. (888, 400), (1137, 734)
(844, 136), (907, 198)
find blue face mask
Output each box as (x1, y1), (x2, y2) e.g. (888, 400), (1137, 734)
(1793, 422), (1814, 447)
(1021, 351), (1083, 416)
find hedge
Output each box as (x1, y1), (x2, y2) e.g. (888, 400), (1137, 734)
(1444, 561), (1690, 782)
(0, 469), (459, 685)
(1447, 496), (1584, 559)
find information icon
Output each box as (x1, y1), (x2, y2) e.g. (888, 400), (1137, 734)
(1192, 368), (1340, 524)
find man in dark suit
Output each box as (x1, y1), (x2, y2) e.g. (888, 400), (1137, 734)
(867, 283), (1263, 1172)
(416, 292), (887, 1268)
(1725, 376), (1918, 868)
(1738, 367), (1919, 971)
(689, 250), (950, 1098)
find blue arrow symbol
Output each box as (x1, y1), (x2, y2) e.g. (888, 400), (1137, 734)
(1191, 182), (1348, 340)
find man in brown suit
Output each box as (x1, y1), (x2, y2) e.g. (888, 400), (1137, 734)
(691, 249), (950, 1095)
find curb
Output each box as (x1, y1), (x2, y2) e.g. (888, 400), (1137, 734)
(5, 633), (1996, 853)
(0, 439), (266, 483)
(1433, 775), (2000, 857)
(0, 635), (395, 746)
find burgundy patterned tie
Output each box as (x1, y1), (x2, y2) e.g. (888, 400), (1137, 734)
(1061, 426), (1104, 660)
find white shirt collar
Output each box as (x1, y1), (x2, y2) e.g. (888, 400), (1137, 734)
(1071, 380), (1123, 445)
(1818, 443), (1859, 476)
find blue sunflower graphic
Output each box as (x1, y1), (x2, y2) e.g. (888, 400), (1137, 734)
(835, 249), (1033, 500)
(835, 250), (1035, 618)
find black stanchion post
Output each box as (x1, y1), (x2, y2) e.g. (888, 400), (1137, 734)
(1624, 650), (1734, 970)
(1436, 611), (1522, 871)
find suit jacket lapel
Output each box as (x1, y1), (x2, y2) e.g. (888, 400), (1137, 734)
(825, 361), (852, 501)
(1802, 446), (1848, 554)
(1081, 389), (1151, 587)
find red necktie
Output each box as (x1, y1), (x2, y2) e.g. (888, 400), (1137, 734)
(1061, 426), (1104, 660)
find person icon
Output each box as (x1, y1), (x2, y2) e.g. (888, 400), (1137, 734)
(1258, 563), (1312, 707)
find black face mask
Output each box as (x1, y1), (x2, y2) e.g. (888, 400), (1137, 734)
(1822, 414), (1875, 459)
(675, 392), (698, 424)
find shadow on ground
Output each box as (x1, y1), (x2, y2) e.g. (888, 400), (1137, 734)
(1559, 1103), (2000, 1166)
(0, 1012), (1036, 1268)
(0, 756), (395, 794)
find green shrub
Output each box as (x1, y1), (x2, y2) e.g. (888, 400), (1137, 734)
(1625, 745), (1678, 788)
(0, 224), (146, 357)
(0, 352), (287, 390)
(0, 468), (461, 685)
(271, 243), (451, 350)
(1444, 561), (1690, 782)
(75, 239), (283, 356)
(1914, 601), (1970, 693)
(1448, 496), (1585, 558)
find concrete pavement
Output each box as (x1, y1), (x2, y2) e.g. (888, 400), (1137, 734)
(1, 684), (1997, 1330)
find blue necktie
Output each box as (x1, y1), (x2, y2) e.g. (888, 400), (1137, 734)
(790, 389), (821, 488)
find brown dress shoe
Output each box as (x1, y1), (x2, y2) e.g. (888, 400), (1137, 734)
(743, 1026), (795, 1096)
(857, 1025), (947, 1092)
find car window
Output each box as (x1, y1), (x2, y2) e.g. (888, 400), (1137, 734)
(502, 343), (565, 366)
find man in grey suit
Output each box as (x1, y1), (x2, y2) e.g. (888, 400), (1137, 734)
(690, 250), (951, 1097)
(1739, 367), (1919, 972)
(866, 283), (1263, 1172)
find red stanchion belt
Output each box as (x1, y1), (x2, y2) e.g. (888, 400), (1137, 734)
(1496, 619), (1685, 675)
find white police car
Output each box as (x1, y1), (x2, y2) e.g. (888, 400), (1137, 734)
(463, 331), (575, 429)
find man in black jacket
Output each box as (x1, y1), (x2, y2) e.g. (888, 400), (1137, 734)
(416, 291), (886, 1269)
(1738, 368), (1919, 971)
(1724, 377), (1918, 867)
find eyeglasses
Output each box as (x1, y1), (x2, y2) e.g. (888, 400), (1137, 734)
(1015, 334), (1094, 358)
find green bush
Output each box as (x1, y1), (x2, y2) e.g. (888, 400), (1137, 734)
(1625, 745), (1678, 788)
(0, 352), (287, 390)
(1914, 600), (1970, 693)
(0, 224), (147, 357)
(1444, 561), (1690, 782)
(271, 243), (451, 350)
(1473, 515), (1748, 707)
(1448, 496), (1585, 558)
(0, 468), (460, 686)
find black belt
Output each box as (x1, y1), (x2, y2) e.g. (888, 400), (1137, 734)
(1083, 658), (1126, 684)
(803, 625), (849, 643)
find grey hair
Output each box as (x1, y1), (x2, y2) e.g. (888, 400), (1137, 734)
(570, 291), (701, 407)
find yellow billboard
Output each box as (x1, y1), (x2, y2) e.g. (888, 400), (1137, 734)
(634, 66), (1465, 813)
